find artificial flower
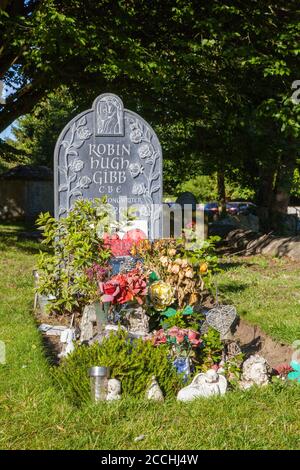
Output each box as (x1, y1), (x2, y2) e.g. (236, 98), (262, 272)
(200, 262), (208, 274)
(149, 280), (175, 311)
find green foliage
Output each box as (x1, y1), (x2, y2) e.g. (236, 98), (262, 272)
(197, 328), (223, 372)
(181, 234), (221, 290)
(36, 198), (111, 314)
(53, 330), (183, 406)
(8, 86), (76, 166)
(160, 305), (205, 330)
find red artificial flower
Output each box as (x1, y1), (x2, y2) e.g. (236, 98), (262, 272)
(126, 268), (148, 304)
(103, 230), (147, 257)
(123, 228), (146, 244)
(99, 279), (120, 303)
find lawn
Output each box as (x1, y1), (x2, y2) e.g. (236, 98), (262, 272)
(216, 256), (300, 345)
(0, 226), (300, 450)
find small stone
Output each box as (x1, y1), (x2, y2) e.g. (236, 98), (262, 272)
(79, 304), (97, 343)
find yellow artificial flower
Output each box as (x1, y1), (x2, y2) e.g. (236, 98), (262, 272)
(149, 281), (174, 311)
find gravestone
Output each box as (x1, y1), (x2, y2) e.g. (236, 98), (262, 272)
(54, 93), (162, 238)
(176, 191), (197, 211)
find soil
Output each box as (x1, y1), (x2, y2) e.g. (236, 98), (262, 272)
(231, 318), (293, 368)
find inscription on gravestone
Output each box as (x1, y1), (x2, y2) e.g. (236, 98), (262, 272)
(54, 93), (162, 238)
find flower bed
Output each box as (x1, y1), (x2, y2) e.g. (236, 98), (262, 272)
(35, 199), (299, 403)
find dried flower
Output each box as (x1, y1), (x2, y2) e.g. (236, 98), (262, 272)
(184, 267), (194, 279)
(159, 256), (169, 267)
(167, 248), (177, 257)
(170, 263), (180, 274)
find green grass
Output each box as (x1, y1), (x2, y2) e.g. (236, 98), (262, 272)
(216, 255), (300, 344)
(0, 226), (300, 450)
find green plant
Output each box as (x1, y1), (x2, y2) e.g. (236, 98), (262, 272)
(223, 353), (244, 387)
(53, 330), (183, 406)
(197, 328), (223, 371)
(160, 305), (205, 330)
(181, 233), (221, 289)
(36, 198), (112, 314)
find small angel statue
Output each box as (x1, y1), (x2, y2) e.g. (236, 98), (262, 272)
(177, 369), (227, 402)
(107, 379), (121, 401)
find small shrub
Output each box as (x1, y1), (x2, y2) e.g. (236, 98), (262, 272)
(52, 330), (183, 406)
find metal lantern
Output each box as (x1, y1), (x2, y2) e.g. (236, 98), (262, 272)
(88, 366), (110, 402)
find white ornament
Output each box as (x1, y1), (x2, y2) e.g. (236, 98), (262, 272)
(146, 376), (164, 401)
(239, 354), (270, 389)
(107, 379), (121, 401)
(177, 369), (227, 402)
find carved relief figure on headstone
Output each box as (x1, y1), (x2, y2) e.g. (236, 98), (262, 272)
(96, 94), (124, 136)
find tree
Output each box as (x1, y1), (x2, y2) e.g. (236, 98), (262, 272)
(8, 86), (76, 165)
(2, 1), (299, 232)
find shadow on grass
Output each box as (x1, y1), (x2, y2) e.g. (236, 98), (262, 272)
(218, 282), (249, 294)
(218, 260), (255, 271)
(0, 235), (46, 255)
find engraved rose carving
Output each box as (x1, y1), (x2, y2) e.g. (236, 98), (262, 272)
(132, 182), (147, 195)
(130, 128), (143, 143)
(129, 163), (144, 178)
(70, 159), (84, 172)
(138, 143), (152, 161)
(76, 127), (92, 140)
(79, 175), (91, 189)
(58, 115), (93, 214)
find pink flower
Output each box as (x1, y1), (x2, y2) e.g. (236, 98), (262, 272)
(153, 329), (167, 346)
(187, 330), (198, 341)
(176, 332), (185, 344)
(274, 363), (293, 377)
(168, 326), (179, 337)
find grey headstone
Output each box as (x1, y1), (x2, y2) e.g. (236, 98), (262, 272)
(176, 191), (197, 211)
(54, 93), (163, 239)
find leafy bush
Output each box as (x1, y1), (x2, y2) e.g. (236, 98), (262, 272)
(36, 198), (111, 314)
(53, 330), (183, 406)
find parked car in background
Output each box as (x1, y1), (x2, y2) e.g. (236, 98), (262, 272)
(204, 202), (219, 220)
(226, 201), (257, 216)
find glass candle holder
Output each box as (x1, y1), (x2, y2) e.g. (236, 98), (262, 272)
(88, 366), (110, 402)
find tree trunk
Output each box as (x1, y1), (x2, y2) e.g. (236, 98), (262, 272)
(217, 169), (226, 216)
(270, 146), (297, 232)
(256, 166), (276, 232)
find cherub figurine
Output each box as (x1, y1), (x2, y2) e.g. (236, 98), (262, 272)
(177, 369), (227, 402)
(106, 379), (121, 401)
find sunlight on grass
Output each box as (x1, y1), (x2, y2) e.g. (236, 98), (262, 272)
(0, 229), (300, 449)
(216, 256), (300, 344)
